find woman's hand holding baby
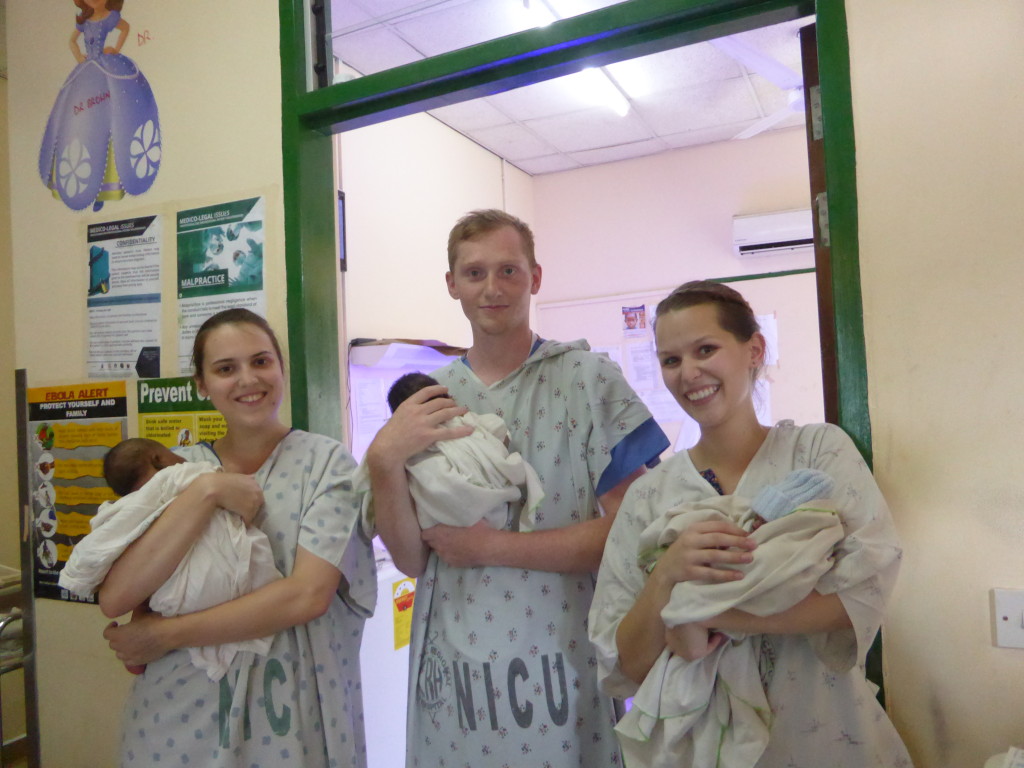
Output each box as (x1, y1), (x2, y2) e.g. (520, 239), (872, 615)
(651, 520), (756, 586)
(205, 472), (264, 525)
(104, 608), (172, 669)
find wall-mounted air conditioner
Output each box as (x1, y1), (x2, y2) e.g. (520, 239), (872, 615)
(732, 209), (814, 257)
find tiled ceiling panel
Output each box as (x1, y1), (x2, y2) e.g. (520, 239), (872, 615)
(330, 1), (813, 174)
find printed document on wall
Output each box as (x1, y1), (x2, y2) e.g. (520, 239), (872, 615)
(87, 216), (162, 379)
(176, 197), (266, 373)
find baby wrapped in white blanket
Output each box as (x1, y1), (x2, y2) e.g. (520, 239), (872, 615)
(617, 469), (842, 768)
(59, 438), (281, 680)
(359, 372), (544, 533)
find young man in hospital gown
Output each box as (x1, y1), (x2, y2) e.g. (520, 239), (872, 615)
(365, 209), (668, 767)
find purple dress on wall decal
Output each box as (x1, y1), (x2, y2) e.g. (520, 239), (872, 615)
(39, 9), (161, 212)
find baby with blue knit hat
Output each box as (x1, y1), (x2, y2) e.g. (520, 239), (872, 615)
(637, 467), (838, 575)
(748, 468), (835, 531)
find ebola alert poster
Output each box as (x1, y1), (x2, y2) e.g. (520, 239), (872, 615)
(26, 381), (127, 601)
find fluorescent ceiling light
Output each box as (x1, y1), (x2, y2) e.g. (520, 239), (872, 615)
(520, 0), (556, 27)
(569, 67), (630, 116)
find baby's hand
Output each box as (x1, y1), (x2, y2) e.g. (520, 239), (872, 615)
(368, 385), (472, 469)
(665, 623), (727, 662)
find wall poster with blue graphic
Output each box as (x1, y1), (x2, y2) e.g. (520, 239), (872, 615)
(176, 197), (266, 373)
(87, 215), (162, 379)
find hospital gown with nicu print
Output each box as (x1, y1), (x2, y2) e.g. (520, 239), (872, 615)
(403, 338), (669, 768)
(118, 431), (377, 768)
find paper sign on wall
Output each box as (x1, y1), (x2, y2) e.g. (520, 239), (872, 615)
(138, 376), (226, 448)
(26, 381), (127, 601)
(176, 197), (266, 373)
(392, 578), (416, 650)
(87, 215), (162, 379)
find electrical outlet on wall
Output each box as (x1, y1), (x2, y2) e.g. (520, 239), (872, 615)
(992, 588), (1024, 649)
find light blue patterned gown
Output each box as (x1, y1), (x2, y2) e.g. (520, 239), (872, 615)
(119, 431), (376, 768)
(404, 339), (668, 768)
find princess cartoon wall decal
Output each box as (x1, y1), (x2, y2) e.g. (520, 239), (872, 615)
(39, 0), (161, 212)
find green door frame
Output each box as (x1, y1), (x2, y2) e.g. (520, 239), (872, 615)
(277, 0), (870, 464)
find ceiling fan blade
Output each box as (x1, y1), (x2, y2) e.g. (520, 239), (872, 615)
(732, 106), (796, 140)
(710, 35), (803, 91)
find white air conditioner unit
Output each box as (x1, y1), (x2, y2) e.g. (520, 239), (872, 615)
(732, 209), (814, 257)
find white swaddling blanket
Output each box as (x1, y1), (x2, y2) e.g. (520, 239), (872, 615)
(358, 411), (544, 533)
(617, 494), (843, 768)
(58, 461), (282, 680)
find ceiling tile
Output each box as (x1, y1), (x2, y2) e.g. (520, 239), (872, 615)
(330, 0), (374, 30)
(466, 123), (557, 160)
(546, 0), (627, 15)
(660, 123), (755, 149)
(391, 0), (535, 58)
(748, 74), (794, 117)
(605, 42), (742, 97)
(429, 99), (512, 131)
(567, 137), (672, 166)
(525, 107), (654, 152)
(738, 17), (811, 76)
(512, 154), (583, 175)
(334, 26), (425, 74)
(334, 0), (461, 29)
(486, 73), (612, 121)
(633, 78), (759, 135)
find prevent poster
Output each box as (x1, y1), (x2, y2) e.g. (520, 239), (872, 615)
(138, 376), (226, 448)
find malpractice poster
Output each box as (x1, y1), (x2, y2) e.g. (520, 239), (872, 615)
(176, 197), (266, 373)
(138, 376), (226, 448)
(26, 381), (126, 601)
(87, 215), (162, 379)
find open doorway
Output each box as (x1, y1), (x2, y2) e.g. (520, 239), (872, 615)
(335, 15), (824, 455)
(331, 13), (828, 768)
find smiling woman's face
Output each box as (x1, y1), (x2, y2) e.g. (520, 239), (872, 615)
(195, 322), (285, 430)
(655, 303), (763, 433)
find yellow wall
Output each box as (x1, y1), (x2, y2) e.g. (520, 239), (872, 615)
(6, 1), (1024, 766)
(5, 2), (285, 764)
(1, 73), (17, 572)
(849, 2), (1024, 765)
(1, 72), (29, 747)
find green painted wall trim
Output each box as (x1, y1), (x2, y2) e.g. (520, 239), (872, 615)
(814, 1), (871, 464)
(280, 0), (343, 437)
(716, 267), (816, 284)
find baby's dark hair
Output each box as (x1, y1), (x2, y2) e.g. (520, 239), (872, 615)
(103, 438), (162, 497)
(387, 372), (441, 414)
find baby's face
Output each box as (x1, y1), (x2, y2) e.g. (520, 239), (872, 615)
(132, 446), (186, 492)
(153, 446), (187, 471)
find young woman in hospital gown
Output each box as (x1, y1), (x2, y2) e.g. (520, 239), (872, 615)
(98, 308), (376, 768)
(589, 281), (914, 767)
